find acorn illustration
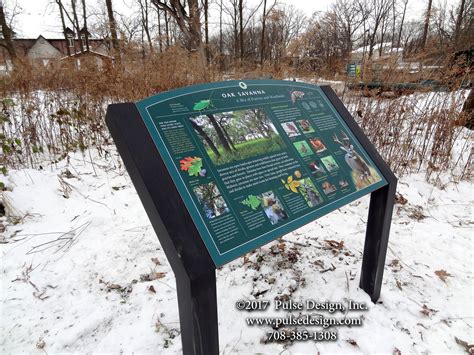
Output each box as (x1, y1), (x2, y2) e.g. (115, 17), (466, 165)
(294, 170), (302, 178)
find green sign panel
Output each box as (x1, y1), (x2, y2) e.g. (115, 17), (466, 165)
(347, 63), (361, 77)
(136, 80), (387, 266)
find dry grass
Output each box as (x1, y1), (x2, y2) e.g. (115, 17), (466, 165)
(342, 89), (472, 181)
(0, 49), (471, 183)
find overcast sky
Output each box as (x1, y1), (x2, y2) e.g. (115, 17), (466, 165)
(9, 0), (460, 39)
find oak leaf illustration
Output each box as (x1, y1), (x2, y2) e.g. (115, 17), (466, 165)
(179, 157), (203, 176)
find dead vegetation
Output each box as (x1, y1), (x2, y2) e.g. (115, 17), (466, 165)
(0, 49), (471, 185)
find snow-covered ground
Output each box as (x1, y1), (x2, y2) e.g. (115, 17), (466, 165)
(1, 130), (473, 353)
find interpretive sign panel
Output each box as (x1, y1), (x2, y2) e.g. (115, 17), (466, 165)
(135, 80), (387, 266)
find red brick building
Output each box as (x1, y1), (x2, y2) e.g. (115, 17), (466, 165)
(0, 27), (111, 71)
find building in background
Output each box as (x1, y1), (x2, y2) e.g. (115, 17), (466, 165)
(0, 27), (112, 71)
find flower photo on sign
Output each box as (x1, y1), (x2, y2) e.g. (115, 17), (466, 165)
(281, 175), (300, 193)
(179, 157), (204, 177)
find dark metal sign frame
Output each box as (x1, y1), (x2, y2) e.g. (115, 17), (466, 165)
(106, 83), (397, 355)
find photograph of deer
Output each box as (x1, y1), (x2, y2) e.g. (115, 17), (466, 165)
(332, 131), (382, 190)
(189, 108), (285, 166)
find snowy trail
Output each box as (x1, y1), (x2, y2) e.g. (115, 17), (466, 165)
(1, 146), (473, 354)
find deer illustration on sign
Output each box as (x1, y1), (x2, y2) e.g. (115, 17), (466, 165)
(333, 131), (372, 181)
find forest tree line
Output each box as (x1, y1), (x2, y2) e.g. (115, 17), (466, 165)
(0, 0), (472, 75)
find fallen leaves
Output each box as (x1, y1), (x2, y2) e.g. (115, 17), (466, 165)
(434, 269), (452, 283)
(395, 193), (408, 205)
(396, 279), (403, 290)
(99, 279), (133, 302)
(325, 239), (344, 250)
(407, 206), (427, 220)
(151, 257), (161, 266)
(140, 272), (166, 282)
(346, 339), (358, 346)
(420, 304), (438, 316)
(324, 239), (346, 256)
(454, 336), (474, 354)
(389, 259), (403, 272)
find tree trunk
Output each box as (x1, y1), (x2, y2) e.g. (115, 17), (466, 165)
(164, 10), (170, 47)
(454, 0), (466, 46)
(259, 0), (266, 65)
(70, 0), (82, 53)
(81, 0), (89, 51)
(239, 0), (244, 62)
(139, 0), (153, 53)
(157, 7), (162, 52)
(391, 0), (396, 49)
(421, 0), (432, 50)
(397, 0), (407, 49)
(0, 2), (17, 65)
(105, 0), (120, 63)
(218, 120), (237, 151)
(233, 6), (238, 60)
(378, 17), (388, 56)
(368, 33), (376, 58)
(190, 119), (221, 157)
(219, 0), (223, 54)
(56, 0), (71, 56)
(207, 114), (231, 152)
(204, 0), (209, 63)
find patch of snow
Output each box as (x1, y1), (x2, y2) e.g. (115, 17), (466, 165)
(0, 141), (473, 353)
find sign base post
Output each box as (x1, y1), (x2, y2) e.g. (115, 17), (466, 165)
(360, 183), (397, 302)
(176, 270), (219, 355)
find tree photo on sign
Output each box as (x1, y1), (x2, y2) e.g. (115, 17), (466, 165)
(189, 107), (285, 165)
(193, 182), (229, 219)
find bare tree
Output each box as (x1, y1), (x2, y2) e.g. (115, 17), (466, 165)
(259, 0), (266, 64)
(137, 0), (153, 52)
(223, 0), (239, 59)
(70, 0), (83, 52)
(362, 0), (392, 58)
(397, 0), (408, 49)
(0, 0), (17, 65)
(219, 0), (223, 53)
(454, 0), (466, 46)
(333, 0), (367, 56)
(203, 0), (209, 62)
(81, 0), (90, 51)
(151, 0), (203, 52)
(105, 0), (121, 61)
(55, 0), (71, 56)
(239, 0), (243, 61)
(420, 0), (433, 49)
